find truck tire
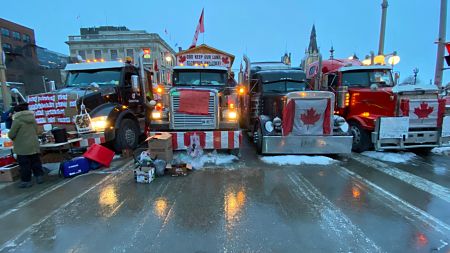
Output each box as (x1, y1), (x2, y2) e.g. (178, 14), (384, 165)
(254, 124), (263, 154)
(114, 118), (140, 152)
(349, 122), (371, 153)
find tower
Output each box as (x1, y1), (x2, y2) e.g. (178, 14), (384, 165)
(301, 25), (320, 70)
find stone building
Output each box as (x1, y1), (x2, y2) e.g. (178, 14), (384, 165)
(66, 26), (176, 84)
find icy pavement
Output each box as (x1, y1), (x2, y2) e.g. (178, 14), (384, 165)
(260, 155), (336, 165)
(173, 151), (239, 170)
(361, 151), (416, 164)
(432, 147), (450, 156)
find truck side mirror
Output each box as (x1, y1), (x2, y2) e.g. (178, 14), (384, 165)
(322, 75), (329, 90)
(336, 86), (348, 109)
(394, 72), (400, 85)
(238, 71), (243, 85)
(131, 75), (139, 93)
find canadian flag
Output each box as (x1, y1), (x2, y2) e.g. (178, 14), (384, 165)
(283, 99), (331, 136)
(190, 9), (205, 49)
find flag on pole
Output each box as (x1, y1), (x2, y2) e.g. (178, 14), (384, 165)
(189, 8), (205, 49)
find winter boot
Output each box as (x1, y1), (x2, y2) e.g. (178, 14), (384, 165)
(36, 176), (44, 184)
(18, 181), (33, 188)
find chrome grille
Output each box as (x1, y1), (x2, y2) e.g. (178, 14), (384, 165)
(170, 92), (217, 130)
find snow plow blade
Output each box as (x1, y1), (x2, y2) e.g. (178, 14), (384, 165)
(261, 135), (353, 154)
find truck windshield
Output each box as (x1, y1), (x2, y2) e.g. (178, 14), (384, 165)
(263, 81), (307, 93)
(342, 70), (394, 87)
(173, 70), (227, 86)
(67, 69), (121, 87)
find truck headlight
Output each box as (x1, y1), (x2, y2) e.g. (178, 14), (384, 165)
(91, 116), (108, 131)
(223, 109), (238, 121)
(151, 110), (162, 119)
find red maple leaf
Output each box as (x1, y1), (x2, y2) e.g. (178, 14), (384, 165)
(300, 108), (321, 126)
(179, 55), (186, 63)
(222, 57), (229, 65)
(414, 102), (434, 119)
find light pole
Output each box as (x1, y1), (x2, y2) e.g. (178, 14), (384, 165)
(0, 36), (10, 111)
(434, 0), (447, 88)
(378, 0), (388, 55)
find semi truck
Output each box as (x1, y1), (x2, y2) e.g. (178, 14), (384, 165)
(238, 57), (352, 154)
(148, 64), (241, 154)
(306, 58), (450, 152)
(27, 57), (152, 152)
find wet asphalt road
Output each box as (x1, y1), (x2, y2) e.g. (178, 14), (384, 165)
(0, 139), (450, 253)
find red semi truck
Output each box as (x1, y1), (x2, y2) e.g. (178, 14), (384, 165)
(306, 59), (450, 152)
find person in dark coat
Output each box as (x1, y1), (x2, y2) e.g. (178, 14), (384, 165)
(8, 103), (44, 188)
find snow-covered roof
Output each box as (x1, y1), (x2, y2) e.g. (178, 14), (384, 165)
(173, 66), (228, 71)
(65, 61), (126, 71)
(392, 84), (439, 93)
(339, 65), (392, 72)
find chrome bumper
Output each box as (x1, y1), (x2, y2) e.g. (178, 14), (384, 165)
(372, 130), (450, 150)
(261, 135), (353, 154)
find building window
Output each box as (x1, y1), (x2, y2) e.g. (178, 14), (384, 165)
(94, 50), (102, 59)
(12, 31), (21, 41)
(2, 43), (12, 52)
(1, 28), (10, 37)
(22, 34), (30, 43)
(126, 49), (134, 58)
(110, 49), (118, 61)
(78, 50), (86, 60)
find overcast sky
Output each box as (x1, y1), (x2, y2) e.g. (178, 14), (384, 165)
(2, 0), (449, 83)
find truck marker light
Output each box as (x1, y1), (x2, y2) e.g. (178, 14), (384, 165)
(361, 112), (370, 117)
(299, 92), (307, 97)
(100, 58), (105, 62)
(237, 86), (245, 95)
(87, 60), (91, 63)
(155, 103), (163, 111)
(229, 103), (235, 109)
(93, 59), (98, 62)
(156, 86), (163, 94)
(345, 93), (350, 106)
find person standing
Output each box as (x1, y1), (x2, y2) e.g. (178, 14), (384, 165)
(8, 103), (44, 188)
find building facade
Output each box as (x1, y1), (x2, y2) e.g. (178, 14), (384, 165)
(66, 26), (176, 84)
(0, 18), (44, 95)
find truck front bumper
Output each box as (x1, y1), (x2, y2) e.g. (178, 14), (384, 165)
(149, 130), (242, 150)
(372, 130), (450, 150)
(261, 135), (353, 154)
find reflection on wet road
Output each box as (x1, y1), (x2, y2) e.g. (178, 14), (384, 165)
(0, 148), (450, 252)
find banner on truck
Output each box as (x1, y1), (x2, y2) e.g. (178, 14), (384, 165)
(177, 53), (231, 68)
(379, 117), (409, 139)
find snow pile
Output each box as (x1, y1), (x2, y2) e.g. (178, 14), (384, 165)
(260, 155), (336, 166)
(362, 151), (416, 164)
(173, 151), (238, 170)
(432, 147), (450, 156)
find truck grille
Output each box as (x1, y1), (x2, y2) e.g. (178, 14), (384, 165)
(170, 93), (217, 130)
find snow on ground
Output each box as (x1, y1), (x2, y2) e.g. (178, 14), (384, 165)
(260, 155), (336, 166)
(173, 151), (239, 170)
(362, 151), (416, 164)
(432, 147), (450, 156)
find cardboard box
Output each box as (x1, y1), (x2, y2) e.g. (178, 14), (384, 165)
(148, 133), (173, 162)
(165, 163), (192, 177)
(147, 132), (172, 149)
(0, 164), (20, 182)
(134, 168), (155, 183)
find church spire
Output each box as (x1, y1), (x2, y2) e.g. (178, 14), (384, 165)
(308, 25), (318, 54)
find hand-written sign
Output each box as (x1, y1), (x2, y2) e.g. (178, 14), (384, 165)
(442, 116), (450, 138)
(379, 117), (409, 139)
(177, 53), (231, 67)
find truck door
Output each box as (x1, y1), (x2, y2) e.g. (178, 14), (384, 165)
(120, 66), (144, 114)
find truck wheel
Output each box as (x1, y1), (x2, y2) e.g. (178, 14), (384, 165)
(114, 119), (140, 152)
(349, 122), (371, 153)
(254, 124), (263, 154)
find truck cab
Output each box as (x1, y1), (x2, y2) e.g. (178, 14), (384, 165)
(240, 59), (352, 154)
(307, 59), (450, 152)
(148, 65), (241, 152)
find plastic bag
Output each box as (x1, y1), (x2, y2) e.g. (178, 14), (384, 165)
(187, 134), (203, 158)
(139, 150), (153, 166)
(153, 159), (167, 177)
(74, 106), (93, 133)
